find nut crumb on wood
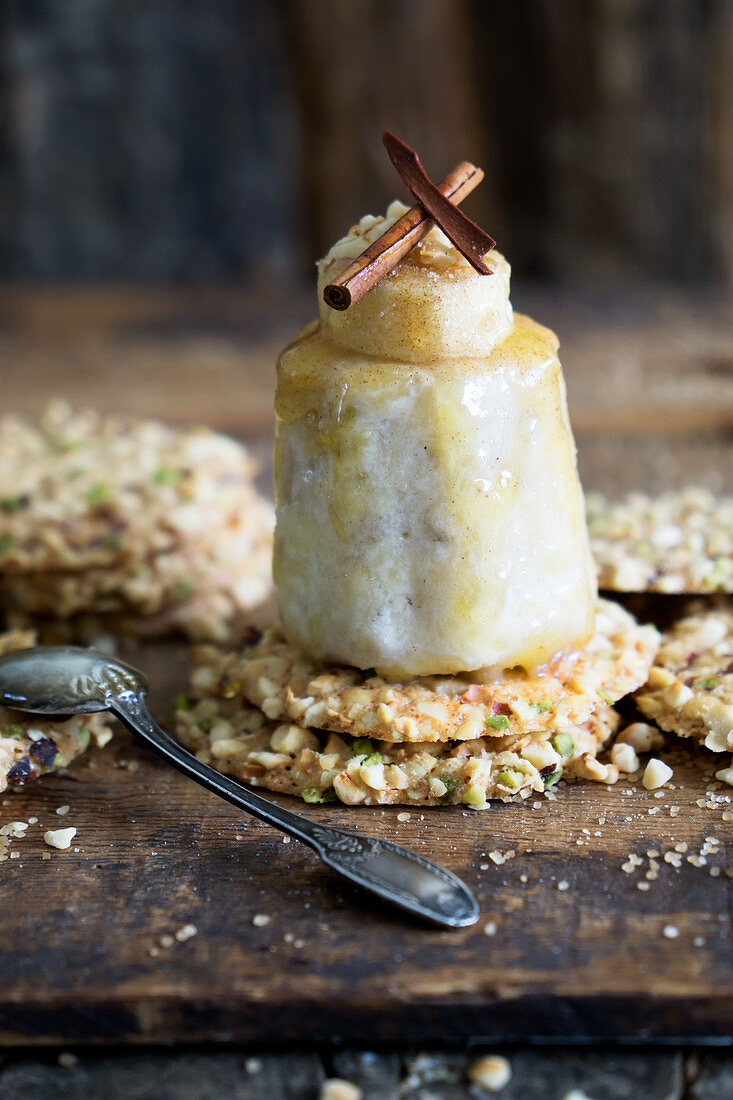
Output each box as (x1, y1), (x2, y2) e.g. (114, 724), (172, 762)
(642, 758), (673, 790)
(175, 923), (198, 942)
(320, 1081), (363, 1100)
(44, 827), (76, 849)
(468, 1054), (512, 1091)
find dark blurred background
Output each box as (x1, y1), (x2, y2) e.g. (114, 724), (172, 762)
(1, 0), (731, 498)
(1, 0), (732, 289)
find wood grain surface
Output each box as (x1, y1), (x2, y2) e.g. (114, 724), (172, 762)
(0, 287), (731, 1046)
(0, 639), (731, 1046)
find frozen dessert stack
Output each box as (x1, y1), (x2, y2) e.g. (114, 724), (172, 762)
(176, 205), (660, 808)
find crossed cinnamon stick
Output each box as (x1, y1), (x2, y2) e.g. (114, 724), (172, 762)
(323, 132), (496, 312)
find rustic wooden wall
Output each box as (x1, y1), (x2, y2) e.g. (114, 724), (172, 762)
(0, 0), (732, 285)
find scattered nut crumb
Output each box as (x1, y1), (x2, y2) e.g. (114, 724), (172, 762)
(320, 1080), (363, 1100)
(55, 805), (70, 816)
(175, 923), (198, 943)
(483, 921), (497, 937)
(252, 913), (271, 928)
(617, 722), (664, 752)
(611, 742), (639, 773)
(663, 925), (679, 939)
(468, 1054), (512, 1091)
(642, 758), (673, 790)
(44, 827), (76, 850)
(57, 1052), (79, 1069)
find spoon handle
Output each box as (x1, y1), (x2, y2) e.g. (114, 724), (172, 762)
(110, 691), (479, 929)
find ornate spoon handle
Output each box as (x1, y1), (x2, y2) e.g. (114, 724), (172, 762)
(111, 690), (479, 929)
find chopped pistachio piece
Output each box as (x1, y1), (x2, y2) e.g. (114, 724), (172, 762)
(86, 482), (113, 504)
(173, 579), (194, 601)
(154, 465), (184, 485)
(496, 769), (523, 790)
(551, 732), (575, 756)
(351, 737), (373, 755)
(439, 774), (459, 803)
(362, 752), (383, 766)
(462, 783), (486, 806)
(302, 786), (336, 804)
(0, 495), (27, 513)
(486, 714), (511, 731)
(0, 533), (16, 555)
(76, 726), (91, 751)
(1, 724), (26, 739)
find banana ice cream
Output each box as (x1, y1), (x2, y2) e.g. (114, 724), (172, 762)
(274, 203), (596, 677)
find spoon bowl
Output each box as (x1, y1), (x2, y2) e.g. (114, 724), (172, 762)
(0, 645), (146, 714)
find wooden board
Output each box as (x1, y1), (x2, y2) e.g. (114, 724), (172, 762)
(0, 613), (731, 1046)
(0, 288), (731, 1046)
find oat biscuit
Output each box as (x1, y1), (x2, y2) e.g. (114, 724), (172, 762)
(636, 606), (733, 752)
(191, 600), (657, 743)
(1, 495), (274, 642)
(175, 692), (619, 807)
(587, 487), (733, 594)
(0, 630), (114, 791)
(0, 401), (258, 573)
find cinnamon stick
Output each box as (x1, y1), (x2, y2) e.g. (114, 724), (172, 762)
(323, 159), (485, 311)
(383, 131), (495, 275)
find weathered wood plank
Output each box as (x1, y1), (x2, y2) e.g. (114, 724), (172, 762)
(0, 287), (730, 1046)
(0, 2), (301, 280)
(0, 625), (730, 1045)
(0, 1050), (326, 1099)
(0, 1047), (692, 1100)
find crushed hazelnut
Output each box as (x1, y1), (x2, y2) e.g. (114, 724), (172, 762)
(642, 759), (673, 790)
(468, 1054), (512, 1091)
(44, 827), (76, 850)
(320, 1080), (363, 1100)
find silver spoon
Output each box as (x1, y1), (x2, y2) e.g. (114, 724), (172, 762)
(0, 646), (479, 928)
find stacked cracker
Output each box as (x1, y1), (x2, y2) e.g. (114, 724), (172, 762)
(0, 402), (274, 644)
(588, 489), (733, 783)
(0, 628), (114, 793)
(175, 599), (659, 808)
